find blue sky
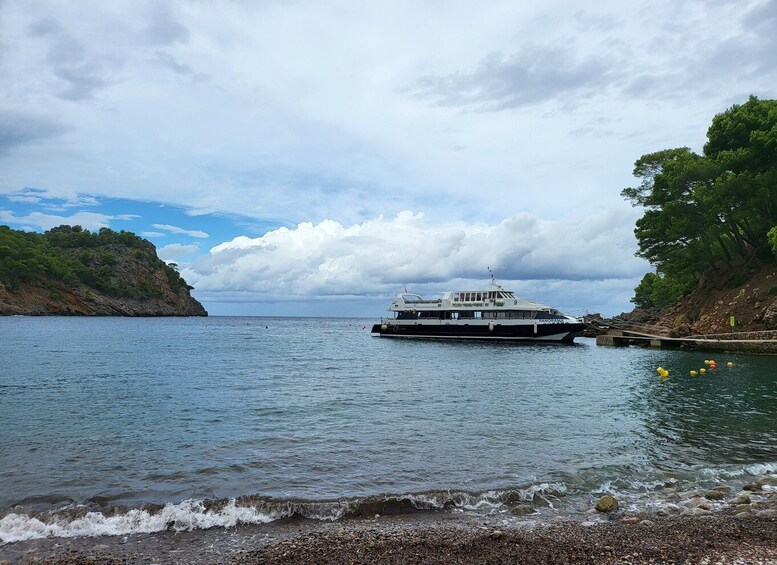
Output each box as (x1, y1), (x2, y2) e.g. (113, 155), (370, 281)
(1, 1), (776, 316)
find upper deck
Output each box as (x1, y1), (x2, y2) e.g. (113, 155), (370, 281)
(388, 287), (561, 315)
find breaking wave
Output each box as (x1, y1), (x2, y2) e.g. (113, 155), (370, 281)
(0, 483), (567, 544)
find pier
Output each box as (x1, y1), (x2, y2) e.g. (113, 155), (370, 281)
(589, 319), (777, 354)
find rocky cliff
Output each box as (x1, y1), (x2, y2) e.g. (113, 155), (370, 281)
(617, 262), (777, 337)
(0, 225), (207, 316)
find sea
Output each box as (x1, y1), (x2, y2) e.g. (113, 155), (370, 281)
(1, 316), (776, 543)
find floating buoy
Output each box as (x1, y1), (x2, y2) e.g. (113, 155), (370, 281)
(381, 324), (388, 331)
(690, 370), (697, 376)
(700, 368), (706, 374)
(657, 367), (664, 374)
(704, 360), (710, 365)
(727, 361), (734, 368)
(657, 368), (669, 378)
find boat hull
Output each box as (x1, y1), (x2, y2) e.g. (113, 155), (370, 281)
(370, 322), (586, 343)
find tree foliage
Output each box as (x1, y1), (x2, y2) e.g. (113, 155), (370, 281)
(623, 96), (777, 307)
(0, 225), (191, 298)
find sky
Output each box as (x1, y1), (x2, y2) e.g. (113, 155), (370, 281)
(1, 0), (775, 316)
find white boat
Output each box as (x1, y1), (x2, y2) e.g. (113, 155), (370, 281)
(371, 278), (586, 342)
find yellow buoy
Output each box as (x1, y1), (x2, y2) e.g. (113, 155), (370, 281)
(657, 367), (664, 374)
(704, 360), (710, 365)
(700, 368), (706, 374)
(727, 361), (734, 368)
(690, 370), (697, 376)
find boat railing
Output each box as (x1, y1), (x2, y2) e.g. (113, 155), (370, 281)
(398, 299), (443, 305)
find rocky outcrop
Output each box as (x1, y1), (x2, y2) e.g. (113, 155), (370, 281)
(0, 279), (206, 316)
(660, 263), (777, 336)
(615, 262), (777, 337)
(0, 238), (207, 317)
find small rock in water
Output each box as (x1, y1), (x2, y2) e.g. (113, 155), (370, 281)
(621, 516), (641, 525)
(510, 504), (534, 516)
(756, 509), (777, 518)
(730, 494), (751, 505)
(704, 489), (724, 500)
(374, 514), (380, 519)
(595, 495), (619, 513)
(743, 483), (761, 491)
(757, 475), (777, 487)
(490, 529), (504, 539)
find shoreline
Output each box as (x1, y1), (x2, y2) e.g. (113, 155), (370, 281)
(2, 511), (776, 564)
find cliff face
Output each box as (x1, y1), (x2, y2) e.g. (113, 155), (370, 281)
(619, 262), (777, 336)
(660, 263), (777, 336)
(0, 228), (207, 317)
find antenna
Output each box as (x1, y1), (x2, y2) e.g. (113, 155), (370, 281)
(488, 267), (496, 287)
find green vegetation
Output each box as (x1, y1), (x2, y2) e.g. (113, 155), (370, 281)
(0, 224), (191, 299)
(623, 96), (777, 308)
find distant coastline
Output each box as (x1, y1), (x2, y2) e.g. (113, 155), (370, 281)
(0, 225), (206, 316)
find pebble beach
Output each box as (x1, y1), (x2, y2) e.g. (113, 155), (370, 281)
(1, 513), (775, 564)
(3, 474), (777, 565)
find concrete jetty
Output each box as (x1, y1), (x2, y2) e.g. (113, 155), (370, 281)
(595, 329), (777, 354)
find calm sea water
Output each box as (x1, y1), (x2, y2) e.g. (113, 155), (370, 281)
(1, 316), (776, 540)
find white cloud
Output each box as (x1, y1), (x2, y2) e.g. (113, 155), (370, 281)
(151, 223), (209, 238)
(185, 207), (648, 314)
(141, 231), (166, 238)
(0, 210), (116, 231)
(1, 1), (774, 229)
(157, 243), (199, 261)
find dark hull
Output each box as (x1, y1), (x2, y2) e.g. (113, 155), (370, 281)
(370, 322), (586, 343)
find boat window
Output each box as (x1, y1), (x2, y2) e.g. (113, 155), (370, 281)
(474, 311), (482, 319)
(465, 293), (471, 301)
(454, 293), (460, 301)
(475, 292), (480, 301)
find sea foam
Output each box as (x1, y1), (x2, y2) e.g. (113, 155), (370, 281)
(0, 499), (275, 544)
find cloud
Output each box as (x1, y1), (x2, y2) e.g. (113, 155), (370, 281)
(185, 208), (647, 302)
(1, 188), (100, 210)
(27, 18), (61, 37)
(141, 231), (166, 238)
(153, 51), (204, 79)
(0, 210), (116, 231)
(152, 223), (209, 238)
(414, 48), (613, 111)
(157, 243), (200, 261)
(144, 2), (189, 45)
(0, 112), (67, 155)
